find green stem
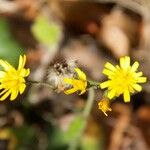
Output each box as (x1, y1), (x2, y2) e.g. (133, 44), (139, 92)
(27, 80), (54, 89)
(83, 87), (95, 118)
(88, 80), (100, 89)
(68, 88), (95, 150)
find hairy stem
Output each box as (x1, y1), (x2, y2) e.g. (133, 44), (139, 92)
(27, 80), (54, 89)
(83, 87), (95, 118)
(88, 80), (100, 89)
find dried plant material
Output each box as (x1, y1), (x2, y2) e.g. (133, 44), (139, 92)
(137, 106), (150, 121)
(10, 111), (24, 127)
(62, 38), (108, 80)
(47, 60), (77, 93)
(17, 0), (39, 20)
(108, 103), (131, 150)
(99, 8), (141, 58)
(49, 0), (113, 32)
(0, 0), (39, 20)
(0, 0), (20, 14)
(100, 25), (129, 58)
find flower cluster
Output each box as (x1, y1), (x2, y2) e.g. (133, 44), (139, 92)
(63, 56), (147, 116)
(0, 55), (147, 116)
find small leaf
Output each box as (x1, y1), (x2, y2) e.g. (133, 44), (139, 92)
(31, 15), (62, 47)
(63, 115), (86, 143)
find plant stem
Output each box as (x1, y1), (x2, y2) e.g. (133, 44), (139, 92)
(68, 87), (95, 150)
(88, 80), (100, 89)
(83, 87), (95, 118)
(27, 80), (54, 89)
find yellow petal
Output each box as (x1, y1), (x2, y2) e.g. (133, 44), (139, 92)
(137, 77), (147, 83)
(135, 72), (143, 77)
(19, 68), (30, 77)
(120, 57), (125, 68)
(98, 99), (112, 116)
(64, 78), (73, 85)
(74, 68), (86, 81)
(0, 60), (14, 71)
(18, 55), (26, 70)
(131, 61), (139, 72)
(0, 90), (11, 101)
(79, 89), (86, 95)
(116, 65), (121, 70)
(102, 69), (114, 77)
(105, 62), (116, 71)
(25, 69), (30, 76)
(18, 55), (23, 70)
(0, 89), (8, 96)
(132, 84), (142, 92)
(10, 89), (18, 100)
(0, 71), (5, 78)
(64, 88), (77, 95)
(123, 90), (130, 102)
(129, 86), (135, 93)
(120, 56), (130, 69)
(107, 90), (115, 99)
(100, 81), (110, 89)
(124, 56), (130, 68)
(0, 85), (3, 90)
(19, 84), (26, 94)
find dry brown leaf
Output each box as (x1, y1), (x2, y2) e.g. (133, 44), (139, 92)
(98, 8), (141, 58)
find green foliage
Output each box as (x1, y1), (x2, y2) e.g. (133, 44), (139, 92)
(63, 115), (86, 143)
(31, 15), (61, 47)
(0, 18), (24, 67)
(46, 115), (87, 149)
(47, 126), (68, 150)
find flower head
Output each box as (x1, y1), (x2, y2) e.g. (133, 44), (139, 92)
(98, 98), (112, 116)
(47, 60), (77, 92)
(64, 68), (87, 95)
(0, 55), (30, 101)
(100, 56), (147, 102)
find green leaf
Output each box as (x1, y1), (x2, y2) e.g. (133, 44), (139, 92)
(31, 15), (61, 47)
(0, 18), (24, 68)
(63, 115), (86, 143)
(47, 126), (68, 150)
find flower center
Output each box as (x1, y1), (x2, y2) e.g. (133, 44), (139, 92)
(111, 70), (135, 93)
(2, 72), (24, 88)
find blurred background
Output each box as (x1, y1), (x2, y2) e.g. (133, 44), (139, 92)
(0, 0), (150, 150)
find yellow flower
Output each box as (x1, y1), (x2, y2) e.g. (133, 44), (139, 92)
(64, 68), (87, 95)
(0, 55), (30, 101)
(98, 98), (112, 116)
(100, 56), (147, 102)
